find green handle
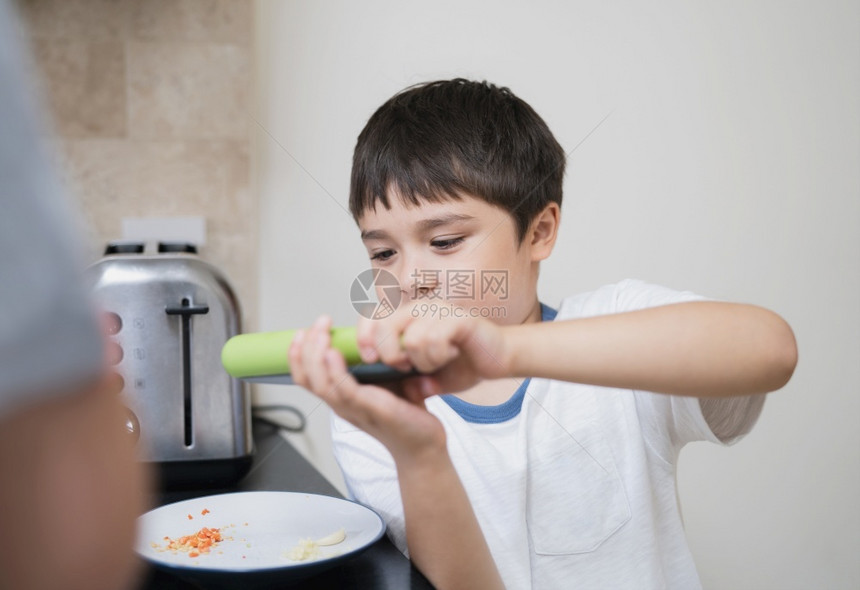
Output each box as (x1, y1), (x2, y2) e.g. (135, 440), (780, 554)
(221, 326), (362, 379)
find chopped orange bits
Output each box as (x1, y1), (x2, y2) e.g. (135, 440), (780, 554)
(201, 508), (210, 516)
(187, 514), (193, 520)
(158, 527), (223, 558)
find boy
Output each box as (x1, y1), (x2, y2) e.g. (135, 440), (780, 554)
(289, 79), (797, 589)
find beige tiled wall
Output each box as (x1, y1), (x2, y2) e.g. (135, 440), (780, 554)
(17, 0), (258, 330)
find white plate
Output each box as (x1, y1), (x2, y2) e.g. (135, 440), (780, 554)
(136, 491), (385, 584)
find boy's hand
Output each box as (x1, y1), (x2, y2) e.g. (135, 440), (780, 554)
(291, 314), (507, 590)
(356, 302), (512, 395)
(289, 315), (448, 463)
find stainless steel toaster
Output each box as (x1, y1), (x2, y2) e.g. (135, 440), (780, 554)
(87, 241), (253, 488)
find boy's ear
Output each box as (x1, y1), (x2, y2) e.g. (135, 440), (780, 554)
(528, 203), (560, 262)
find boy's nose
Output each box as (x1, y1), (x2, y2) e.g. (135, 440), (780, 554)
(401, 265), (442, 302)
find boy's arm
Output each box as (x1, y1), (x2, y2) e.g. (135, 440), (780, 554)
(503, 301), (797, 398)
(290, 317), (505, 590)
(396, 440), (505, 590)
(364, 300), (796, 399)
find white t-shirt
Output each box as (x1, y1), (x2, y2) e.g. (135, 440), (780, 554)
(331, 280), (764, 589)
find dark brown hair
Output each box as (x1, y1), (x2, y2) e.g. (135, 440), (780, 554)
(349, 79), (565, 242)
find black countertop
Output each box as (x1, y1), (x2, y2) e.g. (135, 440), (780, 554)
(139, 423), (434, 589)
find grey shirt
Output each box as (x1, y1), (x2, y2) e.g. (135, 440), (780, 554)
(0, 0), (102, 417)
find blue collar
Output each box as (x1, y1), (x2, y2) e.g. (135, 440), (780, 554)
(440, 303), (557, 424)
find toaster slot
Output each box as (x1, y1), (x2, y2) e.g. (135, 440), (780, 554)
(165, 297), (210, 447)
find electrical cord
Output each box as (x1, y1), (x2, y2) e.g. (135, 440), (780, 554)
(252, 404), (307, 433)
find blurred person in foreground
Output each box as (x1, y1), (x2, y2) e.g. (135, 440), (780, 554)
(0, 1), (150, 588)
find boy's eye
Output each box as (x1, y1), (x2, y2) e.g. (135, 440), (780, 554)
(431, 237), (464, 250)
(370, 249), (395, 261)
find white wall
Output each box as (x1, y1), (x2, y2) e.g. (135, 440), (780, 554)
(253, 1), (859, 588)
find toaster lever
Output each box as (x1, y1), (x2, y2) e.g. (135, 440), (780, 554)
(166, 299), (210, 447)
(165, 302), (210, 317)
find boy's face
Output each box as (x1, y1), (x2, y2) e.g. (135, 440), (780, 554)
(357, 193), (543, 325)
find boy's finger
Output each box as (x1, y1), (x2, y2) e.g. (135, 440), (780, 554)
(324, 349), (355, 405)
(303, 317), (333, 394)
(288, 329), (307, 386)
(356, 316), (378, 363)
(324, 350), (383, 427)
(398, 319), (449, 372)
(375, 319), (412, 369)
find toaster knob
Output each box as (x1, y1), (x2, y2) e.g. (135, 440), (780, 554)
(107, 371), (124, 395)
(106, 340), (123, 365)
(123, 407), (140, 442)
(103, 312), (122, 335)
